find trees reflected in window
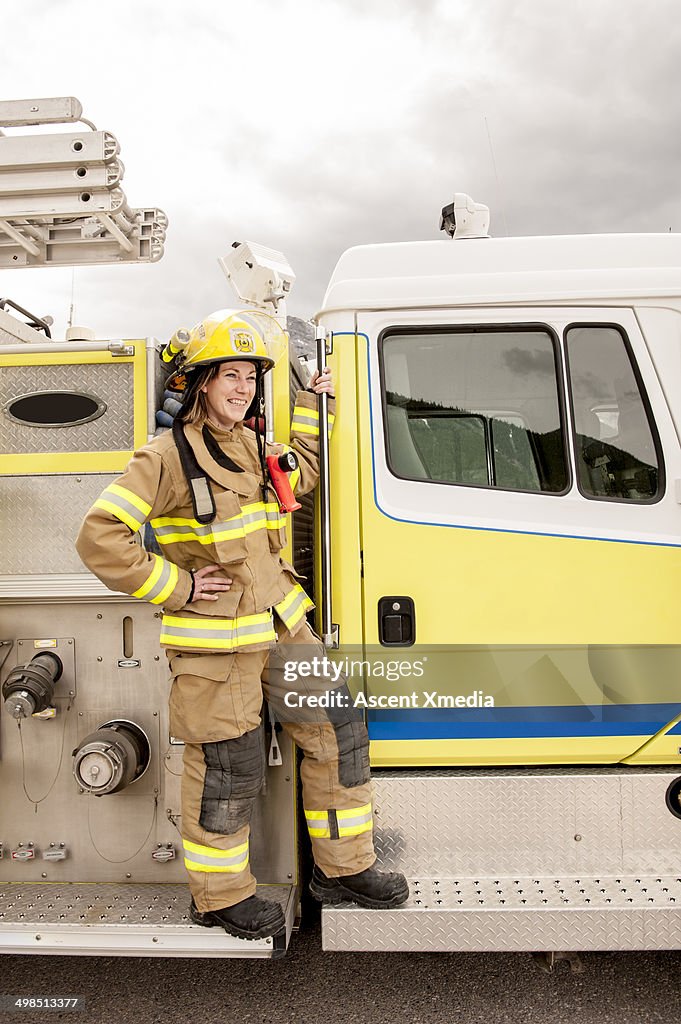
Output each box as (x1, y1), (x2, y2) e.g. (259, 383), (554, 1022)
(566, 326), (661, 501)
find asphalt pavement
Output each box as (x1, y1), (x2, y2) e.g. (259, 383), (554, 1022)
(2, 921), (681, 1024)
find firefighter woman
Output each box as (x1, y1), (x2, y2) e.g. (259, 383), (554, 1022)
(76, 310), (408, 941)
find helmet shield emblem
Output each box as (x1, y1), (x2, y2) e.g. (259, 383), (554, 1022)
(231, 330), (256, 354)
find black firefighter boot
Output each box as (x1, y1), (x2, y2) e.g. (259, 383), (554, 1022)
(309, 863), (409, 909)
(190, 895), (285, 940)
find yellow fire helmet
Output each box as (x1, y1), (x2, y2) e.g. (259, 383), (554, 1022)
(164, 309), (286, 391)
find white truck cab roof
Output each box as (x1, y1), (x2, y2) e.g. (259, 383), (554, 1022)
(319, 234), (681, 315)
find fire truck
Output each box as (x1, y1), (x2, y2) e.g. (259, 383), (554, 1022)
(1, 97), (681, 961)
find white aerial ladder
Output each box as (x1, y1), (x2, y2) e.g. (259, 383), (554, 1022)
(0, 97), (167, 271)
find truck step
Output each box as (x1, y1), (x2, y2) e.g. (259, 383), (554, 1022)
(322, 873), (681, 951)
(0, 882), (296, 958)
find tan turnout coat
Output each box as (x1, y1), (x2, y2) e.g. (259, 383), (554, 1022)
(76, 391), (334, 653)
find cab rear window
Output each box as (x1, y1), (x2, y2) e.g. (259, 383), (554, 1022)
(565, 325), (662, 502)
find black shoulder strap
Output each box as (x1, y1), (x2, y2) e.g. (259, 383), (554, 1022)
(172, 420), (216, 524)
(202, 426), (245, 474)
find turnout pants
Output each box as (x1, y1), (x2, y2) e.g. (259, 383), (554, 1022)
(168, 621), (375, 912)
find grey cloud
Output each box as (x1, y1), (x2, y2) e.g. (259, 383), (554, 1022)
(5, 0), (681, 337)
(503, 346), (555, 377)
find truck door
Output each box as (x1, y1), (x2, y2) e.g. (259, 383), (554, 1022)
(355, 307), (681, 767)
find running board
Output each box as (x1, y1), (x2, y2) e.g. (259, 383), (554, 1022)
(322, 766), (681, 952)
(322, 873), (681, 951)
(0, 883), (297, 958)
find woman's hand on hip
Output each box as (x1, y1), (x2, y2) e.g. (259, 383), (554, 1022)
(190, 564), (232, 602)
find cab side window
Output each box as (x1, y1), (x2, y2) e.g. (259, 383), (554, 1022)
(565, 326), (662, 502)
(381, 328), (568, 493)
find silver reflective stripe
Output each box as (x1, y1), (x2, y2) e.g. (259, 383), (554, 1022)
(292, 410), (319, 425)
(182, 845), (248, 868)
(152, 505), (283, 542)
(305, 815), (329, 832)
(292, 409), (334, 423)
(102, 492), (147, 526)
(143, 560), (175, 603)
(162, 621), (268, 642)
(243, 508), (265, 526)
(154, 521), (216, 539)
(338, 811), (373, 829)
(277, 589), (307, 625)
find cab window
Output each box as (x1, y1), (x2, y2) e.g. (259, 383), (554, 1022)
(565, 325), (662, 502)
(381, 327), (568, 493)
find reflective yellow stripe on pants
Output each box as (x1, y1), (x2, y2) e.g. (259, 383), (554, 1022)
(304, 803), (373, 840)
(183, 838), (249, 873)
(337, 803), (373, 837)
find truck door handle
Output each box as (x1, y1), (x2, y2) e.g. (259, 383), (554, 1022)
(378, 596), (415, 646)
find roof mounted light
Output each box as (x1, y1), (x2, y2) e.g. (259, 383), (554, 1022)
(439, 193), (490, 239)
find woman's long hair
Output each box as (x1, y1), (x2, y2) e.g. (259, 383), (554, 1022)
(176, 364), (220, 425)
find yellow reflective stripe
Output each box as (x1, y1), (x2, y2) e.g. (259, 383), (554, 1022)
(204, 523), (246, 542)
(336, 803), (372, 820)
(276, 585), (303, 615)
(165, 632), (275, 650)
(162, 611), (273, 628)
(106, 483), (152, 517)
(274, 584), (313, 630)
(183, 838), (248, 858)
(131, 556), (179, 605)
(160, 610), (276, 650)
(183, 860), (246, 873)
(94, 497), (142, 532)
(151, 501), (285, 546)
(183, 837), (249, 873)
(132, 555), (164, 599)
(154, 501), (268, 528)
(291, 407), (335, 424)
(154, 561), (179, 605)
(336, 803), (373, 837)
(337, 820), (373, 837)
(93, 483), (151, 532)
(291, 418), (334, 437)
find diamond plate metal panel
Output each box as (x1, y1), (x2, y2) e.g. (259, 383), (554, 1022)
(0, 363), (134, 453)
(623, 773), (681, 874)
(0, 882), (291, 925)
(0, 882), (296, 958)
(323, 875), (681, 951)
(371, 768), (681, 876)
(0, 473), (115, 573)
(324, 769), (681, 952)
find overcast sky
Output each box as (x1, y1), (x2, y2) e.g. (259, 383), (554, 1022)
(3, 0), (681, 342)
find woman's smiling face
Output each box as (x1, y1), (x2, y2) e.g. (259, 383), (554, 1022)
(201, 360), (257, 430)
